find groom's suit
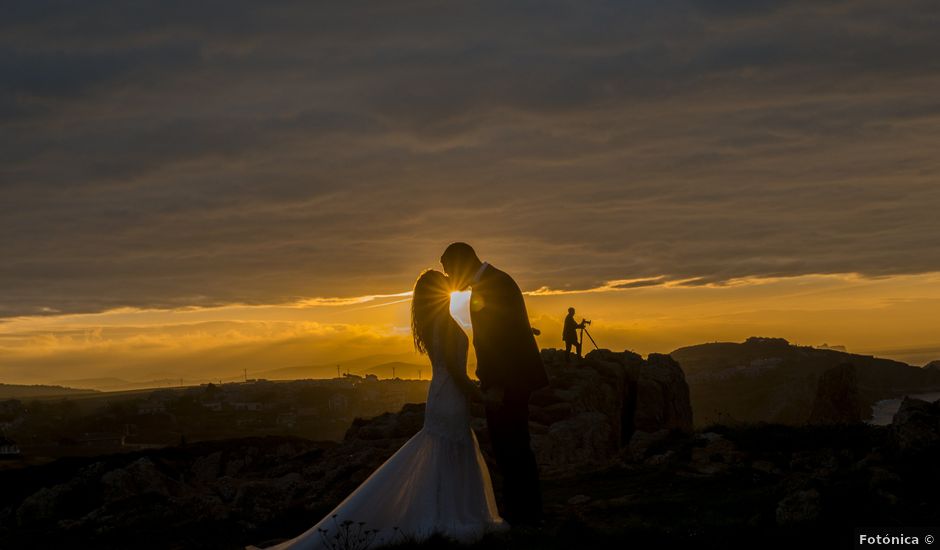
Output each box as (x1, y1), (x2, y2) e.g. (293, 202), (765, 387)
(469, 262), (549, 523)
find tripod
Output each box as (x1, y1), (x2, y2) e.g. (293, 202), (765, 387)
(578, 324), (599, 354)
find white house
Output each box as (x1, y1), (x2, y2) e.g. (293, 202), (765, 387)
(0, 436), (20, 457)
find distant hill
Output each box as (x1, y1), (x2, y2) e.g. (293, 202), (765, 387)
(53, 377), (200, 392)
(258, 353), (427, 380)
(53, 377), (133, 390)
(0, 383), (98, 399)
(670, 336), (940, 426)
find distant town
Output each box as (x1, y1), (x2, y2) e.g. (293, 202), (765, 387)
(0, 374), (429, 468)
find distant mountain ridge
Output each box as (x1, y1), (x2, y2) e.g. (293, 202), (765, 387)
(40, 354), (432, 392)
(671, 336), (940, 426)
(0, 383), (98, 399)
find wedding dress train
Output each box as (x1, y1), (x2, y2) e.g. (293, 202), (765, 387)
(250, 325), (507, 549)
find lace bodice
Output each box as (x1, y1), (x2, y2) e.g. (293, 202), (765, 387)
(423, 321), (472, 442)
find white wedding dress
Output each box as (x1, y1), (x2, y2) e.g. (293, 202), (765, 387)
(250, 324), (507, 550)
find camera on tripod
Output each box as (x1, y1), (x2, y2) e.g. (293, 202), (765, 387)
(578, 319), (598, 352)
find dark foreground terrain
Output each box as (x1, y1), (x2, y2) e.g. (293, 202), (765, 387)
(2, 349), (938, 549)
(2, 400), (938, 550)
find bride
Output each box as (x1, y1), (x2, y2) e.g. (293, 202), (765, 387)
(249, 269), (507, 549)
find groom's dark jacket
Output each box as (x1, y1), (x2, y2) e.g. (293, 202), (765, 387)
(470, 264), (549, 397)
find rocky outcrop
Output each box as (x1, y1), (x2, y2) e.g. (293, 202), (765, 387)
(890, 396), (940, 455)
(476, 348), (694, 472)
(333, 348), (694, 473)
(344, 402), (426, 441)
(673, 337), (940, 426)
(633, 353), (695, 433)
(807, 363), (865, 425)
(4, 347), (695, 545)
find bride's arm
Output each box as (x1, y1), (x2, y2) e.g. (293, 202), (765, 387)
(442, 320), (483, 403)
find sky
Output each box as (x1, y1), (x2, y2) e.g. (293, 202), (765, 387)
(2, 1), (940, 387)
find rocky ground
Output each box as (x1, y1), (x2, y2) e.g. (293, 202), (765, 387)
(1, 350), (937, 549)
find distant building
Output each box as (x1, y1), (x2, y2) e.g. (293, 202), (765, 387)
(0, 435), (21, 457)
(233, 402), (263, 411)
(201, 401), (223, 412)
(138, 401), (167, 415)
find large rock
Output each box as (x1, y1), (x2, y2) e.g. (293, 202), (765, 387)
(808, 363), (865, 425)
(501, 348), (694, 470)
(344, 402), (425, 441)
(532, 412), (613, 470)
(891, 396), (940, 455)
(634, 353), (694, 434)
(101, 457), (181, 501)
(338, 347), (692, 472)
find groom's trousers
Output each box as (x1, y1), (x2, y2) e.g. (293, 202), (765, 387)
(484, 388), (543, 524)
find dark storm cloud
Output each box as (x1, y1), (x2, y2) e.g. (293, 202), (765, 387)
(2, 0), (940, 318)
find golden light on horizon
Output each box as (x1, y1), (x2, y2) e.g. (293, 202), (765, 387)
(1, 271), (940, 388)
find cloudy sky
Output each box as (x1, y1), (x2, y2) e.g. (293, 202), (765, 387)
(2, 1), (940, 386)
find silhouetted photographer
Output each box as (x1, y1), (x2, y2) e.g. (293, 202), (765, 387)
(563, 307), (586, 363)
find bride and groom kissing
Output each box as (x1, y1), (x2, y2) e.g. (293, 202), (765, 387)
(250, 242), (550, 550)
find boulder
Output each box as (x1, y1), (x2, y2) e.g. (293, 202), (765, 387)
(345, 402), (425, 441)
(623, 428), (671, 461)
(520, 348), (694, 470)
(890, 396), (940, 455)
(533, 412), (613, 471)
(633, 353), (694, 434)
(100, 457), (181, 501)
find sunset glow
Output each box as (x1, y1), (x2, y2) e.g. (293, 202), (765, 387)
(1, 270), (938, 387)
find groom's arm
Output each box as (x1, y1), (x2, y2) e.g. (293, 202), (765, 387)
(504, 273), (549, 391)
(472, 285), (514, 391)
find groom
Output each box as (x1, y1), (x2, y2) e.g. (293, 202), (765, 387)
(440, 242), (549, 525)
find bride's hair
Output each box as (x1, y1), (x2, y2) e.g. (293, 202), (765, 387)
(411, 269), (452, 358)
